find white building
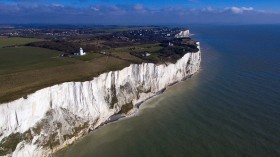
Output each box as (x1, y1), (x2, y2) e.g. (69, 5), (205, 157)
(79, 48), (86, 56)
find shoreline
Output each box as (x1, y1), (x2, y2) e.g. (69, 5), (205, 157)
(0, 44), (201, 157)
(50, 71), (199, 156)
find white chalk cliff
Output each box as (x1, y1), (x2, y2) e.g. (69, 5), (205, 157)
(0, 43), (201, 157)
(175, 30), (190, 38)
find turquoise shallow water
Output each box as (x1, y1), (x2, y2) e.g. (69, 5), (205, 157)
(56, 25), (280, 157)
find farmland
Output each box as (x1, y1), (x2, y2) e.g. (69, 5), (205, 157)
(0, 37), (44, 48)
(0, 25), (198, 103)
(0, 55), (130, 103)
(0, 37), (139, 103)
(0, 46), (69, 74)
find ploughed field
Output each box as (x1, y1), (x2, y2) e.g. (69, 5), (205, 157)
(0, 27), (198, 103)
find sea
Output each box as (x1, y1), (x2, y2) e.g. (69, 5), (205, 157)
(55, 25), (280, 157)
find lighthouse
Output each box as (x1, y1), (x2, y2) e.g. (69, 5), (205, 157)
(79, 48), (86, 56)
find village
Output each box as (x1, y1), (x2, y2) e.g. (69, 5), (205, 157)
(0, 25), (183, 40)
(0, 25), (196, 63)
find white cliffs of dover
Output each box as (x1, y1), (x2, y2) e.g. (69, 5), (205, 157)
(0, 43), (201, 157)
(175, 30), (190, 38)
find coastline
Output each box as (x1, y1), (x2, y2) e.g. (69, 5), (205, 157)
(0, 43), (201, 157)
(50, 71), (199, 156)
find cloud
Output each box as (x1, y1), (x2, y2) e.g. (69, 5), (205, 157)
(225, 7), (254, 14)
(91, 6), (100, 11)
(0, 3), (279, 24)
(52, 4), (64, 8)
(134, 4), (144, 11)
(190, 6), (255, 14)
(201, 7), (216, 13)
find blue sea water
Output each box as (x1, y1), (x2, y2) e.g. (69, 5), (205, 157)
(56, 25), (280, 157)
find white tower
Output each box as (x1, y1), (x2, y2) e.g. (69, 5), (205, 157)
(80, 48), (86, 56)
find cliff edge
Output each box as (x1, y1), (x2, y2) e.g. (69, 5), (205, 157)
(0, 43), (201, 157)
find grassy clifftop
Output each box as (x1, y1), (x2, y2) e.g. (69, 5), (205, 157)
(0, 26), (198, 104)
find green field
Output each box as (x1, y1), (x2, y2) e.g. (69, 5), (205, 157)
(0, 46), (70, 74)
(0, 37), (165, 103)
(73, 53), (103, 61)
(108, 43), (162, 53)
(0, 37), (136, 103)
(0, 42), (160, 75)
(0, 34), (187, 103)
(0, 37), (44, 48)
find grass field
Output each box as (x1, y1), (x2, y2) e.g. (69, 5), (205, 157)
(0, 55), (130, 103)
(108, 43), (162, 53)
(0, 37), (139, 103)
(0, 37), (44, 48)
(73, 53), (103, 61)
(0, 46), (71, 74)
(0, 37), (163, 103)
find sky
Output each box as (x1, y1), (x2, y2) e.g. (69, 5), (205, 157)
(0, 0), (280, 25)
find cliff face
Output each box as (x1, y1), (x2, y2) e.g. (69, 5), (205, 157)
(175, 30), (190, 38)
(0, 44), (201, 157)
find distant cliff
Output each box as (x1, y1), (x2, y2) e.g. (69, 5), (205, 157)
(175, 30), (190, 38)
(0, 43), (201, 157)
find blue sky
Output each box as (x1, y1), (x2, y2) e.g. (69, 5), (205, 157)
(0, 0), (280, 24)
